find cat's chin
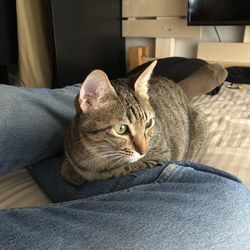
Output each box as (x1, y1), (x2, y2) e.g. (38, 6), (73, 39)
(126, 152), (145, 163)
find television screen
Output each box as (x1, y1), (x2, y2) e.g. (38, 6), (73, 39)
(188, 0), (250, 25)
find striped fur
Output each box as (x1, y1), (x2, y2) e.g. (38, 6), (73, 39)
(62, 63), (226, 185)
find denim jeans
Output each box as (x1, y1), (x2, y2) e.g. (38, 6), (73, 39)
(0, 84), (250, 250)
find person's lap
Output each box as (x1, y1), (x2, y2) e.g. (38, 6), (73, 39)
(1, 160), (250, 250)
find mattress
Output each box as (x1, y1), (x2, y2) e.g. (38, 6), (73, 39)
(0, 83), (250, 209)
(192, 83), (250, 188)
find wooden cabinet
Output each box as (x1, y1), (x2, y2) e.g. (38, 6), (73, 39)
(0, 0), (18, 84)
(50, 0), (126, 87)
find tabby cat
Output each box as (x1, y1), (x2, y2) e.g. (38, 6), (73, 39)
(62, 61), (227, 185)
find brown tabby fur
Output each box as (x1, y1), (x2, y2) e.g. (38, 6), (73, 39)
(62, 61), (228, 185)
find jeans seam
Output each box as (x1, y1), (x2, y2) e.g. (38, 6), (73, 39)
(79, 164), (182, 202)
(153, 163), (183, 183)
(0, 165), (180, 212)
(0, 183), (157, 212)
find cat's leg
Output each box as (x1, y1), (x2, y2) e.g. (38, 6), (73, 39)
(61, 158), (87, 186)
(177, 63), (228, 100)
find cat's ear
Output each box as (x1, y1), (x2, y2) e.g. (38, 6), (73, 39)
(79, 70), (117, 112)
(134, 60), (157, 99)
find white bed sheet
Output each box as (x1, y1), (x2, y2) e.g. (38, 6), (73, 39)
(192, 83), (250, 187)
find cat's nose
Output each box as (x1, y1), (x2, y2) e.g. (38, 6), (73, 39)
(133, 136), (148, 155)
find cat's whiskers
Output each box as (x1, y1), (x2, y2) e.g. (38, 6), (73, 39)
(117, 150), (143, 163)
(98, 149), (119, 155)
(78, 151), (124, 168)
(92, 148), (129, 167)
(97, 147), (126, 156)
(112, 156), (128, 167)
(98, 151), (123, 159)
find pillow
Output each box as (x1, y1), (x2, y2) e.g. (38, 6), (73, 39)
(127, 57), (222, 95)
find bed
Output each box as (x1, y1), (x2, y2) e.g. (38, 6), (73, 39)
(193, 83), (250, 188)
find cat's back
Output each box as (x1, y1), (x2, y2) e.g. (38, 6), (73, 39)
(146, 76), (208, 162)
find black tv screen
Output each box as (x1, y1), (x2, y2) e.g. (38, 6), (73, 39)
(188, 0), (250, 25)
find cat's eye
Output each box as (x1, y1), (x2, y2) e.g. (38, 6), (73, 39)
(114, 124), (128, 135)
(145, 118), (154, 129)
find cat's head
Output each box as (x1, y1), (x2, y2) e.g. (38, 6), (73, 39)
(75, 61), (157, 165)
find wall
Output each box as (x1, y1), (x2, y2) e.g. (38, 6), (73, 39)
(125, 26), (245, 59)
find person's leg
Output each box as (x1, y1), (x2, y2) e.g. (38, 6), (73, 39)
(1, 161), (250, 250)
(0, 84), (80, 176)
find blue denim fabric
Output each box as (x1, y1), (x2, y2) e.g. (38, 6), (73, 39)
(0, 84), (250, 250)
(0, 84), (80, 176)
(1, 162), (250, 250)
(28, 157), (243, 203)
